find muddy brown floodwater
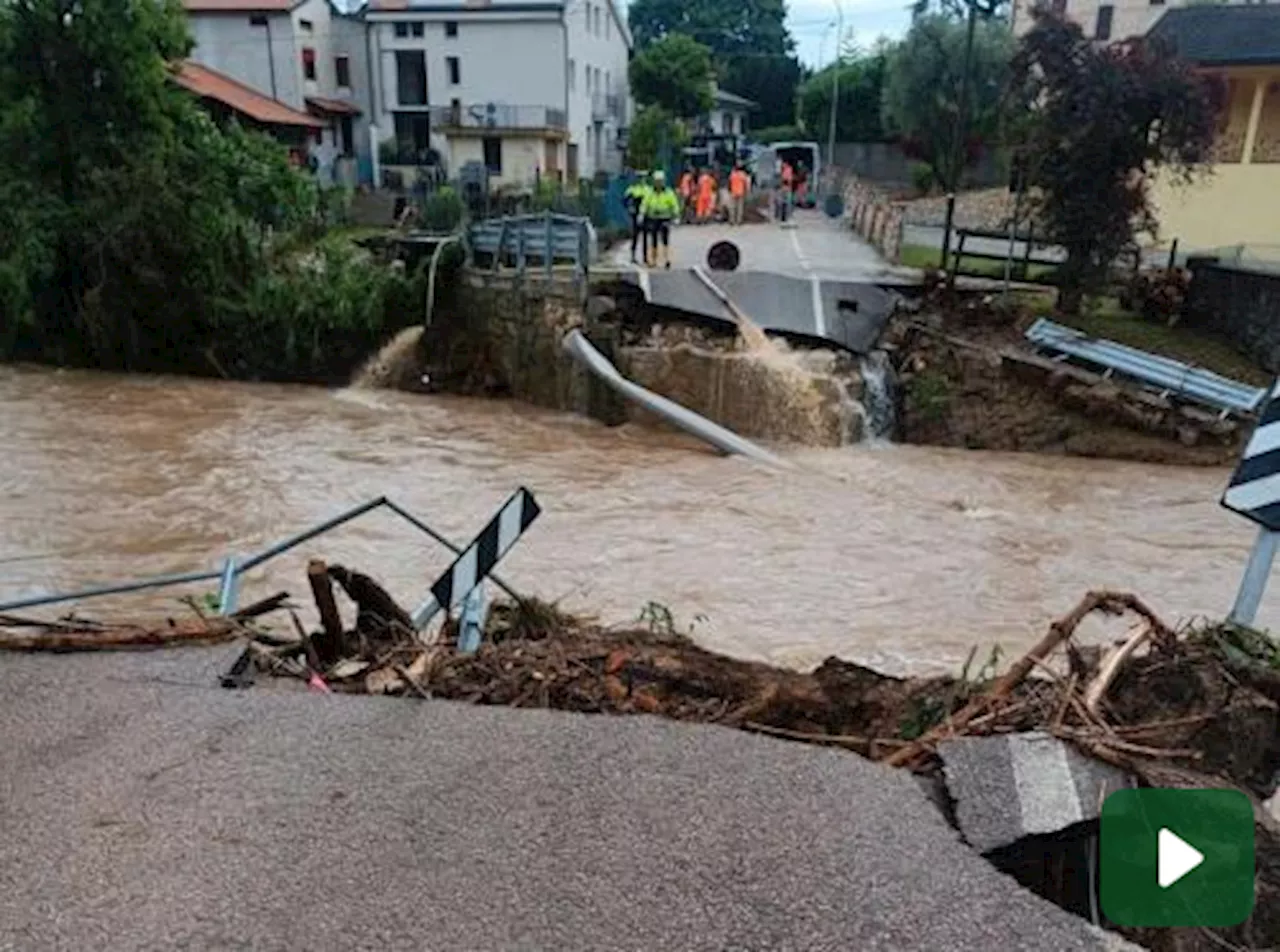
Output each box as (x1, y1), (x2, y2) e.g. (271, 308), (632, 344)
(0, 364), (1274, 675)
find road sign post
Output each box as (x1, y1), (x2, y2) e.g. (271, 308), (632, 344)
(1222, 378), (1280, 626)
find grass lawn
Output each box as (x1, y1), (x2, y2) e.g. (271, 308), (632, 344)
(898, 243), (1060, 283)
(1060, 298), (1271, 387)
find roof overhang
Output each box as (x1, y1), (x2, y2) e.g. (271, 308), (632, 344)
(173, 61), (324, 129)
(307, 96), (362, 116)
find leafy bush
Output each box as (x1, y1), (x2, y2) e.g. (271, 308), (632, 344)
(909, 161), (935, 196)
(1117, 268), (1191, 326)
(419, 186), (464, 233)
(752, 124), (806, 144)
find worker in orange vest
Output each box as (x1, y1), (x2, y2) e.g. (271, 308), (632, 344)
(677, 167), (696, 223)
(728, 164), (750, 227)
(695, 167), (717, 223)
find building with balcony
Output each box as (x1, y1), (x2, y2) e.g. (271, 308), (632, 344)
(182, 0), (374, 184)
(364, 0), (631, 188)
(700, 86), (755, 138)
(1145, 5), (1280, 250)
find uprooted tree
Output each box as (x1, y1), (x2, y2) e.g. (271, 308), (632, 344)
(1009, 9), (1221, 314)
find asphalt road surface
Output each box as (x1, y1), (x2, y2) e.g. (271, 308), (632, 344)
(0, 648), (1138, 951)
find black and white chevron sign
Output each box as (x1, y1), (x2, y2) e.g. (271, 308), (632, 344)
(1223, 379), (1280, 530)
(430, 487), (541, 612)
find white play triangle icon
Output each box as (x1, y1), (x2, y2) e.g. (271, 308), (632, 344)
(1158, 828), (1204, 888)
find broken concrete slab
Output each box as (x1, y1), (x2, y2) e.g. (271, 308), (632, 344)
(939, 731), (1132, 853)
(620, 269), (899, 355)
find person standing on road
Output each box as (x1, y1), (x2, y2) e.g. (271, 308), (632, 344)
(695, 168), (717, 223)
(641, 170), (680, 269)
(779, 159), (795, 223)
(728, 164), (750, 227)
(624, 171), (652, 264)
(678, 167), (696, 224)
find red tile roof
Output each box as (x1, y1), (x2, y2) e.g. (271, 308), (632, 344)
(183, 0), (298, 11)
(307, 96), (362, 116)
(173, 61), (324, 128)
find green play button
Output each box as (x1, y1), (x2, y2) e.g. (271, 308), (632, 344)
(1100, 788), (1255, 927)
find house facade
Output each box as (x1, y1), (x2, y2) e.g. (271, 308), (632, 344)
(1145, 6), (1280, 250)
(363, 0), (631, 188)
(700, 86), (754, 138)
(184, 0), (373, 184)
(1010, 0), (1262, 44)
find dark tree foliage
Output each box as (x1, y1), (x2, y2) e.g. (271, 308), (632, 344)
(628, 0), (801, 127)
(1010, 10), (1222, 312)
(798, 50), (889, 143)
(629, 33), (715, 118)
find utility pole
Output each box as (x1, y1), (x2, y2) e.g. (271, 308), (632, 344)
(827, 1), (844, 173)
(940, 0), (978, 278)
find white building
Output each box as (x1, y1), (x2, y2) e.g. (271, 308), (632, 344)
(183, 0), (373, 184)
(701, 86), (755, 137)
(363, 0), (631, 188)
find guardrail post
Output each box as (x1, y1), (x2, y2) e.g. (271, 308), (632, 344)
(544, 212), (554, 280)
(457, 586), (488, 654)
(516, 218), (527, 278)
(493, 219), (508, 272)
(217, 555), (240, 616)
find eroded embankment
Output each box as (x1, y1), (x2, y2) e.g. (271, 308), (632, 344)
(6, 578), (1280, 952)
(886, 296), (1248, 466)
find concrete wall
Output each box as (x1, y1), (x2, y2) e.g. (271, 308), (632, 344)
(187, 12), (301, 109)
(422, 275), (867, 446)
(831, 142), (1005, 189)
(1184, 257), (1280, 373)
(1151, 164), (1280, 252)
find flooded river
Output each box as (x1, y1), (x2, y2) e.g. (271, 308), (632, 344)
(0, 364), (1272, 675)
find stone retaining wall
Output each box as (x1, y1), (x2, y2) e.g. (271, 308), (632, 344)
(843, 179), (904, 263)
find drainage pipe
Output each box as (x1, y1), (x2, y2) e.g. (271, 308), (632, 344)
(425, 235), (461, 327)
(562, 330), (786, 467)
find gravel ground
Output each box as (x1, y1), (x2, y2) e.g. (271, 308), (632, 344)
(0, 647), (1139, 951)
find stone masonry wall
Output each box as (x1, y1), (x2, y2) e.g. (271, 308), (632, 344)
(1184, 258), (1280, 374)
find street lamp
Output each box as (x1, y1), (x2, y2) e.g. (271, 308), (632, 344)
(827, 0), (844, 173)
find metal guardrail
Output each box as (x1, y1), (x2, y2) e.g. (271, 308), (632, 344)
(1025, 317), (1266, 417)
(0, 496), (517, 619)
(467, 212), (596, 282)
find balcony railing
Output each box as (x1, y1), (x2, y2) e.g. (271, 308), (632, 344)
(431, 104), (567, 132)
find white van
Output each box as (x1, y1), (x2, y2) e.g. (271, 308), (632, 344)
(751, 141), (822, 201)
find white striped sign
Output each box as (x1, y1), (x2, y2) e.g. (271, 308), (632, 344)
(430, 487), (540, 613)
(1223, 378), (1280, 530)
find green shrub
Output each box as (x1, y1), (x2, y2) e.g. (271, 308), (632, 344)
(909, 161), (936, 196)
(419, 186), (464, 233)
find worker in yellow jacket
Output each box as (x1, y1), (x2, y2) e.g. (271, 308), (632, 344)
(623, 171), (652, 264)
(640, 170), (680, 268)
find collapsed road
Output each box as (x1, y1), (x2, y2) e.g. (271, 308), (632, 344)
(0, 646), (1138, 952)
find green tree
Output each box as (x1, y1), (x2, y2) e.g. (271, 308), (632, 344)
(881, 13), (1012, 191)
(798, 47), (891, 143)
(626, 105), (689, 170)
(1009, 12), (1220, 313)
(629, 33), (715, 118)
(627, 0), (801, 127)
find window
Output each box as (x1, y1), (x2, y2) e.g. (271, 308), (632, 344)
(248, 13), (267, 26)
(301, 47), (316, 81)
(568, 58), (576, 91)
(447, 56), (460, 85)
(604, 69), (610, 93)
(312, 126), (323, 145)
(394, 22), (408, 37)
(1150, 0), (1165, 5)
(1095, 4), (1113, 39)
(393, 112), (432, 161)
(340, 116), (355, 156)
(298, 17), (312, 31)
(411, 21), (423, 37)
(335, 55), (351, 88)
(395, 50), (427, 105)
(482, 136), (502, 174)
(450, 96), (461, 123)
(445, 19), (458, 37)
